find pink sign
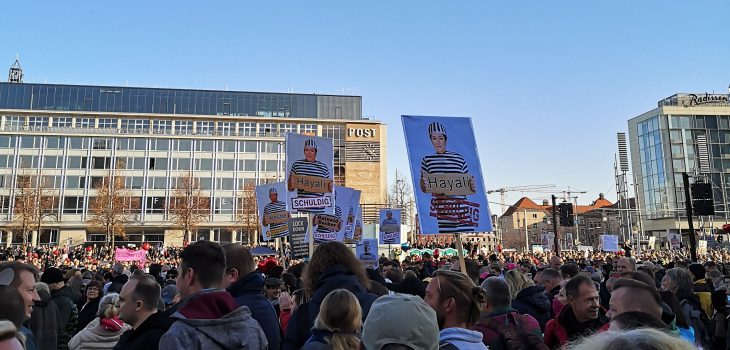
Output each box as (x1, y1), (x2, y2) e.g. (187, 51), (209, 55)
(115, 248), (147, 262)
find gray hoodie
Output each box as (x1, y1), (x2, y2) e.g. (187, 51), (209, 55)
(159, 304), (268, 350)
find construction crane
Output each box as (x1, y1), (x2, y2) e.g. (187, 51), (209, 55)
(487, 184), (557, 216)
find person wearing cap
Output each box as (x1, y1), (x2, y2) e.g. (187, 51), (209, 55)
(263, 187), (290, 239)
(159, 241), (267, 350)
(287, 138), (333, 211)
(29, 282), (59, 350)
(41, 267), (80, 350)
(419, 122), (476, 234)
(106, 263), (129, 295)
(222, 244), (281, 350)
(160, 285), (180, 311)
(69, 293), (131, 350)
(361, 293), (439, 349)
(0, 262), (41, 350)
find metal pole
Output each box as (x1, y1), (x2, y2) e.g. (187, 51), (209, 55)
(524, 209), (529, 252)
(632, 172), (644, 255)
(682, 172), (698, 262)
(552, 195), (560, 255)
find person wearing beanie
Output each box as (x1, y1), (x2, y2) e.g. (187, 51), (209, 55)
(42, 267), (80, 350)
(362, 294), (439, 350)
(688, 263), (713, 317)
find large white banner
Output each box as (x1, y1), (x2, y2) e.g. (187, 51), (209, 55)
(379, 209), (402, 245)
(310, 186), (353, 244)
(255, 182), (290, 241)
(402, 116), (493, 235)
(285, 133), (334, 214)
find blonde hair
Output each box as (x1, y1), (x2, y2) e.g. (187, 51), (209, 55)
(504, 269), (534, 300)
(313, 289), (362, 350)
(98, 293), (120, 319)
(565, 328), (695, 350)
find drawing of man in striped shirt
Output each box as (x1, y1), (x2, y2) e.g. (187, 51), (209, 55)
(287, 138), (332, 213)
(262, 187), (289, 238)
(419, 122), (478, 233)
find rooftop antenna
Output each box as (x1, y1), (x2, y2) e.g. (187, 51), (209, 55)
(8, 53), (23, 83)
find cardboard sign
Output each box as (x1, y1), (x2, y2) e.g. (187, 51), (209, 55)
(288, 218), (309, 260)
(668, 233), (681, 250)
(344, 190), (362, 242)
(357, 239), (379, 269)
(290, 175), (333, 194)
(315, 215), (341, 231)
(256, 182), (290, 241)
(285, 133), (334, 214)
(379, 208), (402, 245)
(309, 186), (353, 244)
(699, 240), (708, 254)
(402, 115), (493, 234)
(422, 173), (476, 196)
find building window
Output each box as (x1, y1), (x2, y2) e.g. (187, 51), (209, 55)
(121, 119), (150, 133)
(51, 117), (72, 128)
(5, 116), (25, 129)
(196, 140), (215, 152)
(66, 176), (85, 189)
(62, 196), (85, 214)
(75, 118), (94, 128)
(240, 123), (256, 136)
(150, 139), (170, 151)
(92, 138), (113, 150)
(46, 137), (64, 149)
(176, 121), (193, 135)
(28, 117), (48, 129)
(241, 141), (256, 153)
(154, 120), (173, 134)
(279, 123), (296, 135)
(98, 118), (117, 129)
(260, 123), (276, 136)
(197, 121), (214, 135)
(0, 136), (16, 148)
(145, 197), (166, 214)
(20, 136), (42, 148)
(214, 197), (233, 214)
(219, 122), (234, 136)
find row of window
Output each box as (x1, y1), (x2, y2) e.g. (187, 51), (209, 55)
(2, 116), (319, 137)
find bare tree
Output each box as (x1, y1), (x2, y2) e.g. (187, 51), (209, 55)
(33, 174), (59, 245)
(388, 169), (416, 242)
(169, 171), (210, 243)
(235, 183), (259, 246)
(12, 174), (37, 245)
(87, 172), (131, 247)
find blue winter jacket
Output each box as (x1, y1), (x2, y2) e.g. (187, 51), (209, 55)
(228, 271), (282, 350)
(283, 264), (378, 350)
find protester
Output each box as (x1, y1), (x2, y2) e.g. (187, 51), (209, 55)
(69, 293), (131, 350)
(607, 311), (670, 331)
(284, 241), (377, 350)
(265, 277), (283, 315)
(77, 280), (103, 332)
(473, 277), (545, 350)
(386, 270), (426, 298)
(564, 328), (695, 350)
(302, 289), (362, 349)
(160, 285), (180, 311)
(41, 267), (80, 350)
(688, 263), (714, 317)
(424, 270), (487, 349)
(709, 289), (729, 350)
(0, 262), (40, 350)
(114, 274), (169, 350)
(0, 320), (25, 350)
(361, 293), (440, 350)
(616, 257), (636, 274)
(544, 275), (607, 348)
(29, 282), (58, 350)
(222, 243), (281, 350)
(661, 267), (711, 348)
(535, 268), (562, 316)
(549, 256), (563, 271)
(106, 264), (129, 295)
(504, 269), (551, 330)
(159, 241), (267, 350)
(0, 284), (27, 344)
(607, 278), (663, 321)
(279, 291), (293, 331)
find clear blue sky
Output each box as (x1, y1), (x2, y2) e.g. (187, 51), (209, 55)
(2, 1), (729, 214)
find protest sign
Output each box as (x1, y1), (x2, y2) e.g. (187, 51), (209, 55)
(344, 190), (361, 242)
(256, 182), (290, 241)
(668, 233), (682, 249)
(379, 209), (402, 245)
(285, 133), (334, 214)
(699, 240), (708, 254)
(356, 239), (379, 269)
(402, 116), (492, 235)
(601, 235), (619, 252)
(115, 248), (146, 262)
(288, 217), (309, 260)
(310, 186), (353, 243)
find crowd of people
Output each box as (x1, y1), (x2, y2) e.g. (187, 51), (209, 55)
(0, 241), (729, 349)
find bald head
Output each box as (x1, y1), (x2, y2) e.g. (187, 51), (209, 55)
(608, 279), (662, 320)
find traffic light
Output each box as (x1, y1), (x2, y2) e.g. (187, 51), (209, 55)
(691, 182), (715, 216)
(559, 203), (574, 226)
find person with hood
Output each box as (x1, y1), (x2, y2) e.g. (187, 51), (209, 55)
(504, 269), (551, 331)
(159, 241), (267, 350)
(105, 264), (128, 295)
(114, 274), (170, 350)
(28, 282), (59, 350)
(69, 293), (131, 350)
(543, 275), (608, 349)
(424, 270), (488, 350)
(222, 243), (281, 350)
(77, 280), (103, 332)
(473, 277), (545, 350)
(41, 267), (80, 350)
(284, 241), (378, 350)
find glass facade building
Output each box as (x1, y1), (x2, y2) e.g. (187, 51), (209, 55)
(0, 82), (386, 246)
(629, 93), (730, 234)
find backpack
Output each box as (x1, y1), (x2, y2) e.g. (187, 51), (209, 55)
(680, 298), (713, 349)
(483, 313), (549, 350)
